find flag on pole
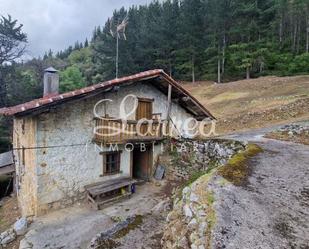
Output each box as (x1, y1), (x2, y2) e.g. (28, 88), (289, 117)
(110, 15), (129, 40)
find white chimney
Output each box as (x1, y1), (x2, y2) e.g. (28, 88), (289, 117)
(43, 67), (59, 97)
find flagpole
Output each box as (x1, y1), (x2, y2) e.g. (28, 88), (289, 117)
(116, 32), (119, 79)
(112, 15), (128, 79)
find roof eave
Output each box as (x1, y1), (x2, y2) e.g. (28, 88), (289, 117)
(0, 69), (216, 120)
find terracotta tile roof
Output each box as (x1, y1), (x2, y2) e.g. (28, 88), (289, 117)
(0, 69), (215, 119)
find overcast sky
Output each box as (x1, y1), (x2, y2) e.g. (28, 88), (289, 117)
(0, 0), (151, 58)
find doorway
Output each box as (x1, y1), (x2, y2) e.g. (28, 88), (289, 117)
(132, 144), (152, 180)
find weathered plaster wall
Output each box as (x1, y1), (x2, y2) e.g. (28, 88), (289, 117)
(18, 81), (196, 215)
(13, 117), (38, 217)
(34, 98), (132, 214)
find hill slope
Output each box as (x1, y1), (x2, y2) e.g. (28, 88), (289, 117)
(183, 75), (309, 134)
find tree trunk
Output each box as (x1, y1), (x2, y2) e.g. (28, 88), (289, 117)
(222, 33), (226, 75)
(217, 58), (221, 83)
(169, 60), (172, 77)
(279, 18), (283, 45)
(246, 67), (250, 80)
(0, 68), (8, 107)
(306, 10), (309, 53)
(296, 21), (300, 54)
(192, 57), (195, 84)
(307, 26), (309, 53)
(292, 19), (297, 53)
(259, 63), (263, 73)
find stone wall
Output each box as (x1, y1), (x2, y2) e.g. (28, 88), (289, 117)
(165, 139), (246, 181)
(162, 175), (215, 249)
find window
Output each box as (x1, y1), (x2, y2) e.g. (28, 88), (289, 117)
(136, 98), (153, 120)
(103, 152), (121, 175)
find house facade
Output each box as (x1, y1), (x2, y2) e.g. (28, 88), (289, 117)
(0, 69), (214, 217)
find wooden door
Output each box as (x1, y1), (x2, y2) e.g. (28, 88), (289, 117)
(136, 98), (153, 135)
(133, 146), (152, 180)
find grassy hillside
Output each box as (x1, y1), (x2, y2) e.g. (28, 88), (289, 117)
(183, 75), (309, 134)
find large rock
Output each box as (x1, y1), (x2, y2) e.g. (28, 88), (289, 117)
(1, 233), (16, 245)
(0, 229), (16, 246)
(190, 192), (199, 203)
(183, 204), (193, 218)
(13, 217), (28, 236)
(0, 230), (9, 240)
(19, 239), (34, 249)
(188, 218), (198, 231)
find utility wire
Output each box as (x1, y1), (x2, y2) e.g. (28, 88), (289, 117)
(12, 142), (90, 151)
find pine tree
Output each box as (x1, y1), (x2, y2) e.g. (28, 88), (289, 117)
(84, 38), (89, 47)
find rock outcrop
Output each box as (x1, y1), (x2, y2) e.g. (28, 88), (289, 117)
(0, 228), (16, 247)
(277, 124), (309, 136)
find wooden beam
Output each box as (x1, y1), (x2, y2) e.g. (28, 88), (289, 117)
(166, 84), (172, 120)
(137, 97), (154, 102)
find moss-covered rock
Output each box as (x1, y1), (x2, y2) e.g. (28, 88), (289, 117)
(217, 144), (263, 186)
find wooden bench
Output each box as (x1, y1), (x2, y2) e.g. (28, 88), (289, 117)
(85, 177), (137, 210)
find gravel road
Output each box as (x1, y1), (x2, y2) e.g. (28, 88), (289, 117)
(211, 127), (309, 249)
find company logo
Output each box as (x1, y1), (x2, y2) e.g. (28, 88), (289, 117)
(93, 94), (217, 141)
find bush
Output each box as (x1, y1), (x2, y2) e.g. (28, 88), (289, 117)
(289, 53), (309, 74)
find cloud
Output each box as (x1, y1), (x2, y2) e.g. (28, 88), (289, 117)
(0, 0), (151, 57)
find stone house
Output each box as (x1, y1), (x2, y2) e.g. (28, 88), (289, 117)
(0, 68), (214, 217)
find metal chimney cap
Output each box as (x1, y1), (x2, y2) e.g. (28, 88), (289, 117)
(44, 67), (58, 73)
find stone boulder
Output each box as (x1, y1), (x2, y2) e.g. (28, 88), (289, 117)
(13, 217), (28, 236)
(0, 228), (16, 246)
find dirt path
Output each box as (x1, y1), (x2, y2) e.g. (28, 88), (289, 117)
(211, 127), (309, 249)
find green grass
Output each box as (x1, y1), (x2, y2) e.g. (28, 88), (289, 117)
(207, 191), (215, 205)
(114, 215), (143, 239)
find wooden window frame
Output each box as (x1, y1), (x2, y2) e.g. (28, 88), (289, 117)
(100, 151), (121, 176)
(137, 97), (154, 102)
